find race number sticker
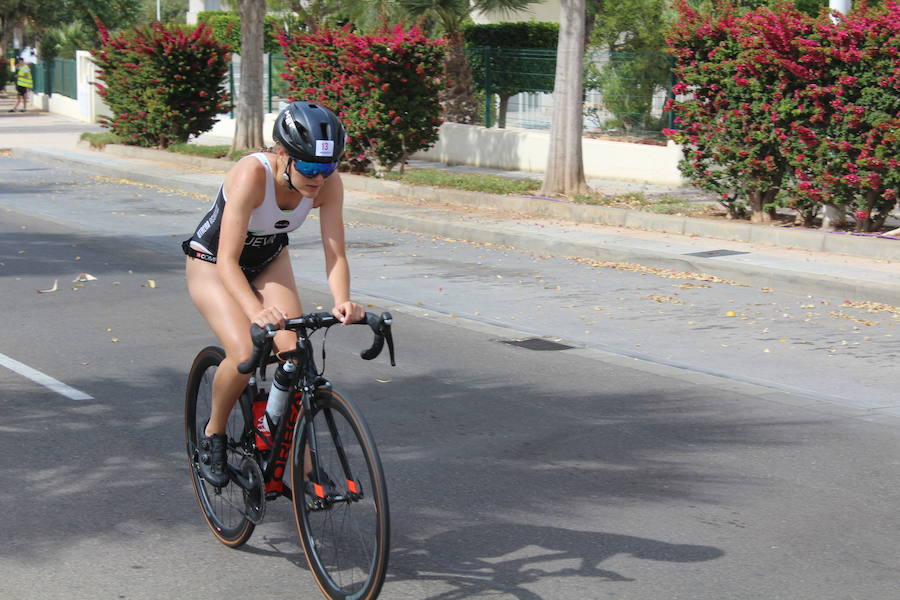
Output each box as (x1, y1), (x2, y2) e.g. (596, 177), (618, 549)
(316, 140), (334, 157)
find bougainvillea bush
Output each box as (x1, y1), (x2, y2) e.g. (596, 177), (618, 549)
(781, 2), (900, 231)
(278, 25), (445, 173)
(665, 1), (900, 230)
(92, 22), (231, 148)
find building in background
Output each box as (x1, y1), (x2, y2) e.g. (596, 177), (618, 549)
(472, 0), (558, 24)
(187, 0), (224, 25)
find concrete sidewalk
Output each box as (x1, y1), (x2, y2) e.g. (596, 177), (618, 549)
(2, 106), (898, 305)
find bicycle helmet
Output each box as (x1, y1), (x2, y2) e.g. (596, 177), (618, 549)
(273, 101), (345, 163)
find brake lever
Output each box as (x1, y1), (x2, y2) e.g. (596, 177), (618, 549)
(384, 327), (396, 366)
(379, 312), (396, 366)
(251, 323), (276, 380)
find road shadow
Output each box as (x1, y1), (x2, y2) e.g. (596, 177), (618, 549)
(387, 523), (723, 599)
(0, 229), (186, 278)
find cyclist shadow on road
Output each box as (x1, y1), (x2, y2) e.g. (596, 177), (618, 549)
(387, 523), (723, 599)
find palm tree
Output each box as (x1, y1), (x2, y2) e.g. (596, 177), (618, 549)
(399, 0), (539, 123)
(231, 0), (266, 152)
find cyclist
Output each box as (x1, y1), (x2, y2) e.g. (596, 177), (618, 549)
(183, 101), (364, 486)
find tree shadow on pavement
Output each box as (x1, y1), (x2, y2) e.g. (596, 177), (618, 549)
(0, 298), (829, 594)
(387, 524), (723, 599)
(0, 230), (186, 279)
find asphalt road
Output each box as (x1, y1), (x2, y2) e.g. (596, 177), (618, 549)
(1, 158), (898, 599)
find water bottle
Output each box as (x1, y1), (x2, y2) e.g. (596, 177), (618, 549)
(264, 361), (296, 431)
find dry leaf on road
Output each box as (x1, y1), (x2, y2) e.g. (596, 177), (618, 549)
(37, 280), (59, 293)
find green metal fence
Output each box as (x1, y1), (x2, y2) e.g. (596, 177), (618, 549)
(469, 47), (557, 129)
(470, 46), (674, 137)
(224, 54), (291, 117)
(269, 53), (289, 111)
(33, 58), (77, 99)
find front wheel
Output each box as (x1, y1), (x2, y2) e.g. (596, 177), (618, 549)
(291, 388), (390, 600)
(185, 346), (255, 548)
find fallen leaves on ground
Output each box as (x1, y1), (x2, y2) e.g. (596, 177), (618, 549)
(674, 282), (712, 289)
(829, 311), (876, 326)
(841, 300), (899, 315)
(572, 257), (746, 285)
(645, 294), (684, 305)
(36, 280), (59, 293)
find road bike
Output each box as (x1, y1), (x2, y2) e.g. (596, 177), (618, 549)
(185, 310), (396, 600)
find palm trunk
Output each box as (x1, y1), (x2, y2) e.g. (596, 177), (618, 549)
(541, 0), (590, 196)
(498, 94), (511, 129)
(440, 30), (479, 124)
(231, 0), (265, 153)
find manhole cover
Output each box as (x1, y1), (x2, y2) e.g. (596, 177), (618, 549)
(501, 338), (574, 351)
(684, 249), (751, 258)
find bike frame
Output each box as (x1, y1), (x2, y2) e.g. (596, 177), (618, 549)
(244, 325), (354, 502)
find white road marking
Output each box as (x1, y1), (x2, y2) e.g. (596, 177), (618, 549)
(0, 353), (93, 400)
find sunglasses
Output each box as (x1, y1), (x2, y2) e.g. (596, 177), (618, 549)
(292, 159), (338, 179)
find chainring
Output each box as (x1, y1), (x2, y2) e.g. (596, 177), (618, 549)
(237, 453), (266, 524)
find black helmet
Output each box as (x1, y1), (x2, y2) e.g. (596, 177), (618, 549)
(273, 101), (345, 163)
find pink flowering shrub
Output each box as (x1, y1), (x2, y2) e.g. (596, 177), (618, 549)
(92, 21), (231, 148)
(781, 1), (900, 231)
(278, 26), (445, 173)
(666, 1), (900, 230)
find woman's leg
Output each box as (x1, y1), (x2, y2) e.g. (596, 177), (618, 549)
(252, 249), (303, 356)
(186, 257), (256, 436)
(186, 250), (303, 435)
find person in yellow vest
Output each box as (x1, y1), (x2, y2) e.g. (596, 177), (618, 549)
(10, 58), (33, 113)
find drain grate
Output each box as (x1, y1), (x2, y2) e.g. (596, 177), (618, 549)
(501, 337), (574, 351)
(684, 249), (751, 258)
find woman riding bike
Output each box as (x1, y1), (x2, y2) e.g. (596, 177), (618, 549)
(183, 101), (364, 487)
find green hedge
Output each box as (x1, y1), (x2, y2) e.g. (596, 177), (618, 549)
(197, 10), (296, 54)
(463, 21), (558, 49)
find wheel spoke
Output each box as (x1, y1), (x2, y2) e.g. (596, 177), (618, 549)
(292, 389), (389, 599)
(185, 347), (255, 547)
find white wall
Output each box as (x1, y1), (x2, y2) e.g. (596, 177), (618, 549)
(33, 92), (80, 120)
(33, 51), (109, 123)
(413, 123), (685, 185)
(206, 111), (281, 145)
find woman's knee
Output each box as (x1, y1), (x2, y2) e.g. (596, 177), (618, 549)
(224, 340), (256, 366)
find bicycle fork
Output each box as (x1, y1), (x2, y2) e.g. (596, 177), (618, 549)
(302, 392), (365, 510)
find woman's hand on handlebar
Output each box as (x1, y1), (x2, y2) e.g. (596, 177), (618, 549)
(332, 300), (365, 326)
(251, 305), (287, 331)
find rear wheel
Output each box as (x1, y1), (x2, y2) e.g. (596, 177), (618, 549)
(291, 388), (389, 600)
(185, 346), (255, 547)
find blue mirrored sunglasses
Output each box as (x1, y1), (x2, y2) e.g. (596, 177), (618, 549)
(293, 159), (338, 179)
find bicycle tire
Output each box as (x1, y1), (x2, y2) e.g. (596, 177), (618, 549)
(291, 388), (390, 600)
(185, 346), (255, 547)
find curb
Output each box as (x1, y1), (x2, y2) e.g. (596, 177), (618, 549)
(84, 142), (900, 262)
